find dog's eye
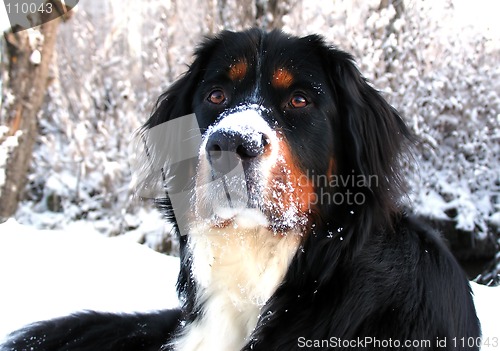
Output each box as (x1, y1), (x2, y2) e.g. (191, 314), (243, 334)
(207, 89), (226, 104)
(289, 94), (308, 108)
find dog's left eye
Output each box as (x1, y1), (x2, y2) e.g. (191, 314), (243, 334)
(207, 89), (226, 104)
(289, 94), (308, 108)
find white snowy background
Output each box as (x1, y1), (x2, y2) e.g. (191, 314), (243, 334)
(0, 219), (179, 343)
(0, 0), (499, 348)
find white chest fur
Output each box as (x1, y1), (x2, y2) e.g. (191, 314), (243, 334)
(172, 221), (301, 351)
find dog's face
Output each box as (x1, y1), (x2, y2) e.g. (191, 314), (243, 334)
(191, 31), (339, 233)
(141, 29), (409, 241)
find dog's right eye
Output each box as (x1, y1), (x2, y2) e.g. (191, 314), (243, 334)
(207, 89), (226, 104)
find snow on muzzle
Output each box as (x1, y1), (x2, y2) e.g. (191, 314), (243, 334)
(196, 107), (279, 228)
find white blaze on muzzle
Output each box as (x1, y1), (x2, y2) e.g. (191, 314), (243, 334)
(195, 105), (280, 228)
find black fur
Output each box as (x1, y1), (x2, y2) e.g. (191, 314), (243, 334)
(2, 29), (480, 351)
(247, 216), (479, 350)
(1, 310), (181, 351)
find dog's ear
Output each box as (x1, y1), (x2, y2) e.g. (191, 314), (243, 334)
(326, 46), (412, 216)
(314, 44), (415, 260)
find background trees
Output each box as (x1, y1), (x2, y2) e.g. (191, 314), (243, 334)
(0, 2), (68, 219)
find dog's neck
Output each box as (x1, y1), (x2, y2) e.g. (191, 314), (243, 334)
(172, 222), (301, 351)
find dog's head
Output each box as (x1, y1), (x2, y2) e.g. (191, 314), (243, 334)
(138, 29), (411, 243)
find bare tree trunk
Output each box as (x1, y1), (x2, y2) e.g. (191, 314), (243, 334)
(0, 6), (67, 219)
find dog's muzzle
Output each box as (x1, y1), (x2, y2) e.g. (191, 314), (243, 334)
(205, 128), (269, 178)
(194, 106), (279, 227)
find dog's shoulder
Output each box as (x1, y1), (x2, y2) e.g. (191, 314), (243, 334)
(351, 214), (481, 341)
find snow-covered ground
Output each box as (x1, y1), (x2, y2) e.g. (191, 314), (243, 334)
(0, 219), (179, 343)
(0, 219), (499, 349)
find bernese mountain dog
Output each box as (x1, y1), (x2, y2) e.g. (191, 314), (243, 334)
(2, 29), (480, 351)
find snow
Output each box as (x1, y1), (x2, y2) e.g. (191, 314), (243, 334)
(201, 105), (275, 161)
(29, 50), (41, 66)
(0, 4), (10, 32)
(0, 219), (499, 349)
(0, 219), (179, 343)
(473, 283), (500, 350)
(0, 130), (23, 197)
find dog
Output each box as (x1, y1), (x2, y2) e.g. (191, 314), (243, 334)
(2, 29), (480, 351)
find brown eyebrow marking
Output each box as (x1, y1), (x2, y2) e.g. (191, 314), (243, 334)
(228, 60), (248, 81)
(272, 68), (294, 89)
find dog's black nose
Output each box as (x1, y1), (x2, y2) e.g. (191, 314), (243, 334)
(205, 129), (268, 175)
